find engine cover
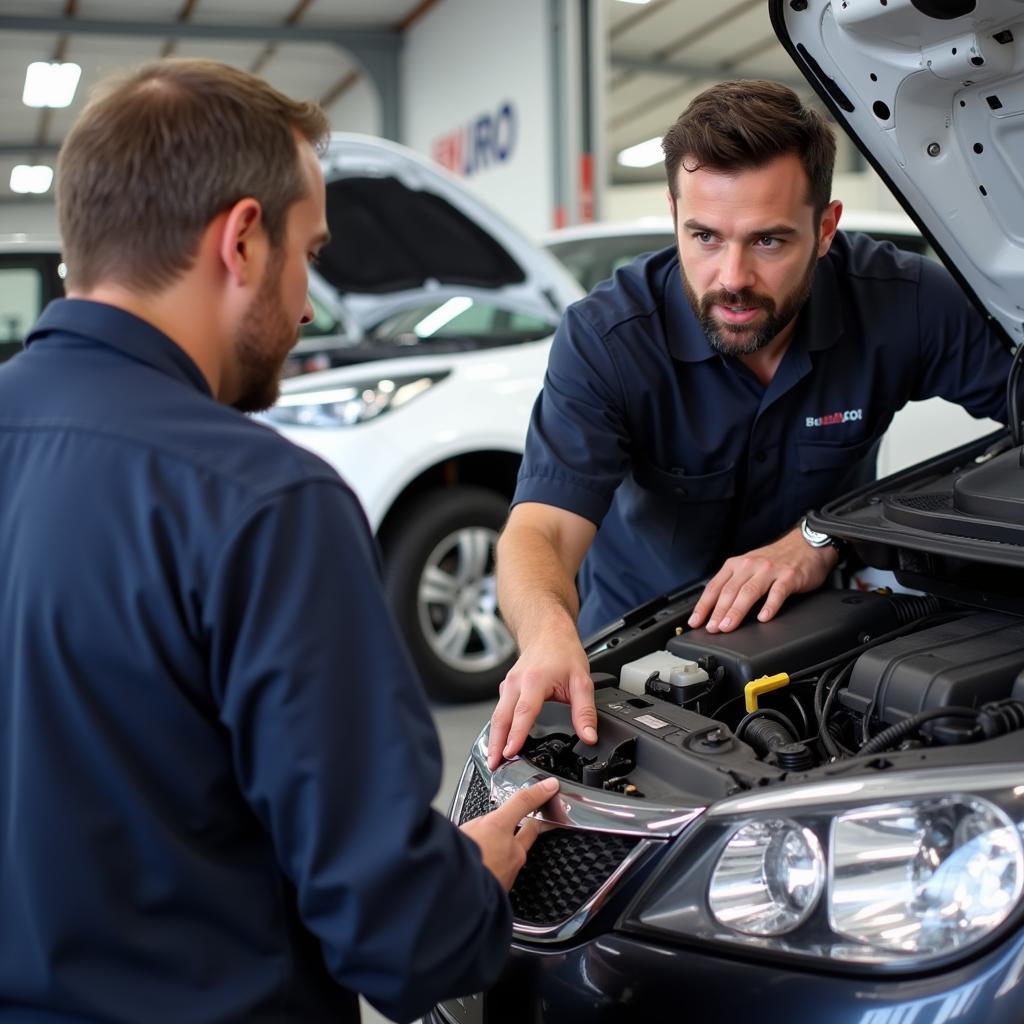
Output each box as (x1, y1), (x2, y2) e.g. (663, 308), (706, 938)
(666, 589), (927, 692)
(841, 612), (1024, 725)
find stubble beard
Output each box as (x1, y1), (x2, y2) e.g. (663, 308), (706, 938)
(680, 245), (819, 357)
(231, 248), (300, 414)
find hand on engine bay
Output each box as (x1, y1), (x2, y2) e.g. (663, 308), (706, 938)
(487, 626), (597, 771)
(687, 524), (839, 634)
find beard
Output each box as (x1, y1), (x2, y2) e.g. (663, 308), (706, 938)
(680, 246), (818, 357)
(231, 248), (300, 414)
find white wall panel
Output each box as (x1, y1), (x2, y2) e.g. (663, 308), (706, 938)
(402, 0), (554, 236)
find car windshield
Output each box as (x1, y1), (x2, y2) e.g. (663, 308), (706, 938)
(545, 232), (671, 291)
(367, 296), (554, 346)
(282, 295), (555, 377)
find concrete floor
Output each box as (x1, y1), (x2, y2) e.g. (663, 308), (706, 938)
(361, 696), (496, 1024)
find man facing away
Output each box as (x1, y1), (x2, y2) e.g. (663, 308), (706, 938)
(0, 60), (556, 1023)
(488, 79), (1010, 769)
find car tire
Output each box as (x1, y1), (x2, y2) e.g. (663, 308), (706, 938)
(383, 486), (517, 703)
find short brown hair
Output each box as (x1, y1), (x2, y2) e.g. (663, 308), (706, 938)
(57, 59), (330, 293)
(662, 80), (836, 216)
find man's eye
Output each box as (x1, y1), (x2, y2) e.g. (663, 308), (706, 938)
(693, 231), (715, 244)
(756, 236), (783, 249)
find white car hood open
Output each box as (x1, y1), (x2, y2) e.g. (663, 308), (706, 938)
(314, 133), (582, 331)
(772, 0), (1024, 350)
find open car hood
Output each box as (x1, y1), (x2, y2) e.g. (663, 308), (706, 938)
(315, 133), (582, 330)
(771, 0), (1024, 350)
(771, 0), (1024, 606)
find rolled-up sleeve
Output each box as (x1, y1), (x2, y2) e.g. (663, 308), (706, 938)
(204, 479), (510, 1023)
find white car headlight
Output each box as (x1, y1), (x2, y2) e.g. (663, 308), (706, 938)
(265, 372), (447, 428)
(627, 765), (1024, 970)
(709, 819), (825, 936)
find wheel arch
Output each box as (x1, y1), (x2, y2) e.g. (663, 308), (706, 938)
(376, 449), (522, 554)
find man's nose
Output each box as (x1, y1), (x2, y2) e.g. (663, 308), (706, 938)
(299, 297), (314, 325)
(718, 245), (755, 295)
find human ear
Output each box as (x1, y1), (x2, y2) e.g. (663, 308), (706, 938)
(817, 200), (843, 256)
(217, 198), (265, 286)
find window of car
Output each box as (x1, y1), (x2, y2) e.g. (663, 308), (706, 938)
(544, 232), (672, 292)
(369, 296), (554, 347)
(0, 253), (63, 363)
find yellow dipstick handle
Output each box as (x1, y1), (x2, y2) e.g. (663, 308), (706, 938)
(744, 672), (790, 713)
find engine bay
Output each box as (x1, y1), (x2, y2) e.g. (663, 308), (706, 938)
(517, 587), (1024, 803)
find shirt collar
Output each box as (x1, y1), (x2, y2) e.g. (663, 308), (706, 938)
(27, 298), (212, 397)
(663, 247), (845, 363)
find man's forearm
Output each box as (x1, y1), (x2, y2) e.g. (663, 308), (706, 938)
(496, 523), (581, 650)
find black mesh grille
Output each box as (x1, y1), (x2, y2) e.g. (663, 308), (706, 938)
(509, 828), (639, 925)
(458, 767), (496, 824)
(891, 493), (953, 512)
(455, 767), (640, 927)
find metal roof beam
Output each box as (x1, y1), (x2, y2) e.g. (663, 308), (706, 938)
(0, 142), (62, 156)
(0, 15), (399, 50)
(610, 54), (807, 89)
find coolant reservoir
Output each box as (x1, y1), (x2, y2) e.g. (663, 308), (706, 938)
(619, 651), (709, 700)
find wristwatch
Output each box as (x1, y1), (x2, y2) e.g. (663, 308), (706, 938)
(799, 515), (845, 552)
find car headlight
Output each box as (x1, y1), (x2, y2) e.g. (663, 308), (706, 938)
(626, 765), (1024, 969)
(708, 819), (824, 936)
(830, 797), (1022, 958)
(265, 372), (448, 428)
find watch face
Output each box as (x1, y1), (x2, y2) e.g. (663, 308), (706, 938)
(801, 520), (831, 547)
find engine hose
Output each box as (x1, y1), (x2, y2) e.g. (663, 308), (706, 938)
(736, 710), (815, 770)
(977, 700), (1024, 739)
(889, 594), (942, 626)
(858, 706), (980, 756)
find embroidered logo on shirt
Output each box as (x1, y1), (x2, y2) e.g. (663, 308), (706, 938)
(805, 408), (863, 428)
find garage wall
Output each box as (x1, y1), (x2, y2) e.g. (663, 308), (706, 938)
(0, 202), (58, 237)
(401, 0), (555, 237)
(324, 73), (381, 137)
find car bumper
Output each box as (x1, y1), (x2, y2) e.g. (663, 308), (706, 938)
(429, 928), (1024, 1024)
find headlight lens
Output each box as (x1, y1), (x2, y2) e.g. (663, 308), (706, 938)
(709, 819), (824, 935)
(265, 372), (447, 428)
(830, 796), (1023, 957)
(627, 767), (1024, 969)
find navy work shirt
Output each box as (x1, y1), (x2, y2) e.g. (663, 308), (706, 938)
(514, 232), (1011, 636)
(0, 300), (510, 1023)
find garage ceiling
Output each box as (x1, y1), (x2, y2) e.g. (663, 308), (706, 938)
(607, 0), (828, 185)
(0, 0), (825, 203)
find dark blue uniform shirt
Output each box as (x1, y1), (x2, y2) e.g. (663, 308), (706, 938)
(514, 232), (1011, 636)
(0, 300), (510, 1023)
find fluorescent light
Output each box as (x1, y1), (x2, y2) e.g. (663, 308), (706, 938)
(617, 136), (664, 169)
(10, 165), (54, 195)
(23, 61), (82, 108)
(414, 296), (473, 337)
(616, 0), (651, 4)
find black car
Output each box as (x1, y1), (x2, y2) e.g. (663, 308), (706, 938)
(432, 1), (1024, 1020)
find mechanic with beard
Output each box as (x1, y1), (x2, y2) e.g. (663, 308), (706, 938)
(488, 79), (1011, 768)
(0, 60), (560, 1024)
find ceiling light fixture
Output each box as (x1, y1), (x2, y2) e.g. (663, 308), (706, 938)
(22, 61), (82, 108)
(10, 165), (54, 195)
(617, 136), (664, 169)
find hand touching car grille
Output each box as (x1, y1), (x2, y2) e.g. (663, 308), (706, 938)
(457, 767), (639, 928)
